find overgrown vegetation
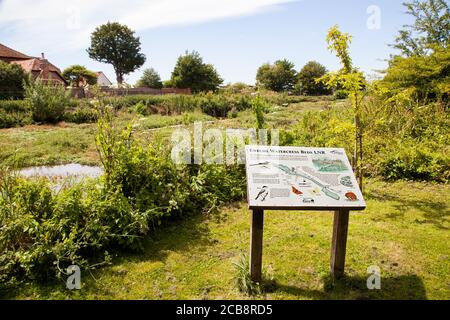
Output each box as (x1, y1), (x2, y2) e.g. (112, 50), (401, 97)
(281, 96), (449, 182)
(0, 103), (246, 287)
(0, 92), (252, 128)
(377, 45), (449, 107)
(251, 95), (267, 130)
(0, 61), (29, 100)
(0, 100), (32, 128)
(4, 179), (447, 299)
(24, 80), (72, 123)
(0, 0), (448, 298)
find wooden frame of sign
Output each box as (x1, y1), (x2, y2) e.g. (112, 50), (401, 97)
(245, 146), (366, 282)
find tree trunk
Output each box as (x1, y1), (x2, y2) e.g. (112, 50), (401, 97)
(359, 121), (363, 191)
(353, 114), (358, 173)
(354, 94), (363, 191)
(116, 73), (123, 86)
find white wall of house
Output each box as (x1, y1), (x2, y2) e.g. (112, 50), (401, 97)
(97, 72), (112, 87)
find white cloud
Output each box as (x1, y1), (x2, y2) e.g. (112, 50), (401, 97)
(0, 0), (296, 55)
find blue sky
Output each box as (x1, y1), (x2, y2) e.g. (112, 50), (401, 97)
(0, 0), (412, 84)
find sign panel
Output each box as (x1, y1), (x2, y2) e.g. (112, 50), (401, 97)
(245, 146), (366, 210)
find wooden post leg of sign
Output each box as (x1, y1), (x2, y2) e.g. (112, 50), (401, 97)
(250, 208), (264, 282)
(330, 209), (350, 279)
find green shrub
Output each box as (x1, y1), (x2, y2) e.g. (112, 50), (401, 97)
(286, 107), (355, 150)
(106, 95), (159, 110)
(94, 93), (252, 118)
(221, 82), (255, 94)
(197, 93), (252, 117)
(263, 93), (333, 105)
(0, 100), (29, 113)
(0, 173), (149, 283)
(334, 89), (348, 100)
(0, 100), (32, 128)
(0, 61), (29, 100)
(96, 106), (245, 215)
(0, 113), (246, 284)
(3, 106), (247, 284)
(99, 95), (198, 115)
(233, 94), (253, 111)
(378, 142), (450, 182)
(283, 98), (449, 183)
(251, 96), (267, 129)
(377, 45), (450, 107)
(128, 101), (147, 115)
(198, 92), (230, 117)
(63, 106), (98, 124)
(0, 105), (246, 285)
(25, 81), (72, 123)
(170, 95), (198, 114)
(0, 109), (30, 128)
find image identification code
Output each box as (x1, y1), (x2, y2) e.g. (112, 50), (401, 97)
(176, 304), (273, 317)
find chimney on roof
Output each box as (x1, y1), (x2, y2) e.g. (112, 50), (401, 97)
(41, 52), (45, 59)
(39, 56), (50, 80)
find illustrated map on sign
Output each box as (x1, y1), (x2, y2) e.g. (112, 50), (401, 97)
(245, 146), (366, 209)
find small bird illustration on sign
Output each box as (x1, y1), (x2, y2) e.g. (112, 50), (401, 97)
(255, 186), (269, 202)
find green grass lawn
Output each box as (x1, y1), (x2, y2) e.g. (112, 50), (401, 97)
(4, 179), (448, 300)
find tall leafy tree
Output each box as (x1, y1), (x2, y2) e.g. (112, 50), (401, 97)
(136, 68), (163, 88)
(87, 22), (146, 85)
(296, 61), (331, 95)
(170, 51), (223, 93)
(62, 65), (98, 87)
(380, 0), (450, 106)
(393, 0), (450, 56)
(256, 59), (297, 92)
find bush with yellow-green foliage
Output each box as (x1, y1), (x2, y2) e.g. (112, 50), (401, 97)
(377, 45), (450, 108)
(282, 96), (449, 182)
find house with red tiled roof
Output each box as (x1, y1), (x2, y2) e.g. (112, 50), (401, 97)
(0, 43), (31, 62)
(0, 43), (67, 85)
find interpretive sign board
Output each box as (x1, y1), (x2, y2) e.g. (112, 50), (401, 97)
(244, 145), (366, 282)
(245, 146), (366, 210)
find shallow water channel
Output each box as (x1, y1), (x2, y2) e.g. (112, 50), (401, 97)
(19, 163), (103, 179)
